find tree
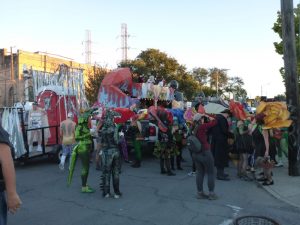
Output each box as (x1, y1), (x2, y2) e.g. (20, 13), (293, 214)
(191, 67), (210, 85)
(85, 66), (108, 105)
(224, 76), (247, 100)
(119, 48), (180, 83)
(208, 68), (229, 96)
(272, 4), (300, 84)
(119, 48), (201, 101)
(274, 94), (286, 101)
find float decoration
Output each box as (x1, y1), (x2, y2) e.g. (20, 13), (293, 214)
(256, 101), (292, 129)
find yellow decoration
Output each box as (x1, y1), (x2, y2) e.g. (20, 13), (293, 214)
(257, 102), (292, 129)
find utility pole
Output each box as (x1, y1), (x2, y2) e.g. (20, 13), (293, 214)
(281, 0), (300, 176)
(10, 46), (14, 80)
(10, 46), (15, 105)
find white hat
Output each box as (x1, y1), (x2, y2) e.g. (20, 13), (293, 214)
(193, 113), (204, 121)
(67, 112), (73, 118)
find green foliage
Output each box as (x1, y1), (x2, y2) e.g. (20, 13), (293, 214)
(85, 66), (107, 105)
(201, 86), (217, 97)
(192, 67), (210, 85)
(118, 48), (247, 101)
(224, 77), (247, 100)
(209, 68), (229, 91)
(274, 94), (286, 101)
(118, 48), (201, 100)
(272, 4), (300, 86)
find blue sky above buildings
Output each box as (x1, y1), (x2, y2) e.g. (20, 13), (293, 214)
(2, 0), (296, 98)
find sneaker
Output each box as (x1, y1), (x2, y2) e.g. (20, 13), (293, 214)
(114, 192), (122, 199)
(103, 193), (111, 198)
(37, 145), (43, 152)
(81, 186), (95, 193)
(208, 193), (218, 200)
(262, 180), (274, 186)
(188, 171), (196, 176)
(275, 162), (283, 167)
(59, 163), (64, 171)
(197, 192), (209, 199)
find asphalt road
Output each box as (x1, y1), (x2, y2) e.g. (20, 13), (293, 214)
(9, 150), (300, 225)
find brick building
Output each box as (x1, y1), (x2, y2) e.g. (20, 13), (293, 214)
(0, 48), (99, 107)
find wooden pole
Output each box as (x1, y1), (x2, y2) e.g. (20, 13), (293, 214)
(281, 0), (300, 176)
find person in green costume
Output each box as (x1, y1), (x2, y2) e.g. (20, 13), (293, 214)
(68, 109), (95, 193)
(129, 119), (143, 168)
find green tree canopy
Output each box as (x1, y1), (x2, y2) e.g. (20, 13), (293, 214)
(272, 4), (300, 85)
(208, 68), (229, 96)
(224, 76), (247, 100)
(119, 48), (201, 100)
(191, 67), (210, 85)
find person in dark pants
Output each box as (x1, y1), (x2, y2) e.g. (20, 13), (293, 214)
(171, 128), (183, 170)
(210, 109), (232, 181)
(0, 126), (22, 225)
(192, 113), (218, 200)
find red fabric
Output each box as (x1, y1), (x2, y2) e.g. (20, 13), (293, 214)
(229, 100), (247, 120)
(197, 104), (206, 114)
(148, 106), (168, 132)
(112, 108), (135, 124)
(195, 120), (217, 151)
(101, 68), (133, 95)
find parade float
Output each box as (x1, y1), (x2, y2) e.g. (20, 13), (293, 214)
(95, 67), (185, 150)
(1, 64), (88, 163)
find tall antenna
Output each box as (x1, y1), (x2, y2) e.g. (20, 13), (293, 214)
(121, 23), (130, 62)
(85, 29), (92, 65)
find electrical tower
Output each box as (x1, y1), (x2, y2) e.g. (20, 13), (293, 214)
(85, 29), (92, 65)
(121, 23), (130, 62)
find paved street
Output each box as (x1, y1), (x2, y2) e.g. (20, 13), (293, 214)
(10, 150), (300, 225)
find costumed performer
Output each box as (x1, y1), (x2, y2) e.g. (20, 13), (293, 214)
(68, 109), (95, 193)
(99, 109), (122, 198)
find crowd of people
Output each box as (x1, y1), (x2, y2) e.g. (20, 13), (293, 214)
(57, 101), (289, 202)
(0, 99), (290, 224)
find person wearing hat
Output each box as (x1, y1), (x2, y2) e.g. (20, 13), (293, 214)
(191, 113), (218, 200)
(210, 109), (232, 181)
(59, 112), (76, 171)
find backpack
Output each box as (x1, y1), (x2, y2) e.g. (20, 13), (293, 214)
(187, 123), (202, 153)
(186, 135), (202, 153)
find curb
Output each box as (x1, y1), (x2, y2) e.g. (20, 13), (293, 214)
(257, 182), (300, 209)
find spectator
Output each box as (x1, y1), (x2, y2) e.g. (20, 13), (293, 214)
(192, 113), (218, 200)
(0, 126), (22, 225)
(210, 109), (232, 181)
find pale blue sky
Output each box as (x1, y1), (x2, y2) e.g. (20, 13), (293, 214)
(1, 0), (296, 98)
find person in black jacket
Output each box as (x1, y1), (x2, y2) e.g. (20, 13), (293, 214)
(210, 109), (232, 181)
(0, 125), (22, 225)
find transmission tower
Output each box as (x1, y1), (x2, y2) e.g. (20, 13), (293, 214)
(121, 23), (130, 62)
(85, 29), (92, 65)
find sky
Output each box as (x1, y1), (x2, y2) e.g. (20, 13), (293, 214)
(1, 0), (297, 98)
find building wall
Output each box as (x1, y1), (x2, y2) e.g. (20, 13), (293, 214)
(0, 48), (98, 107)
